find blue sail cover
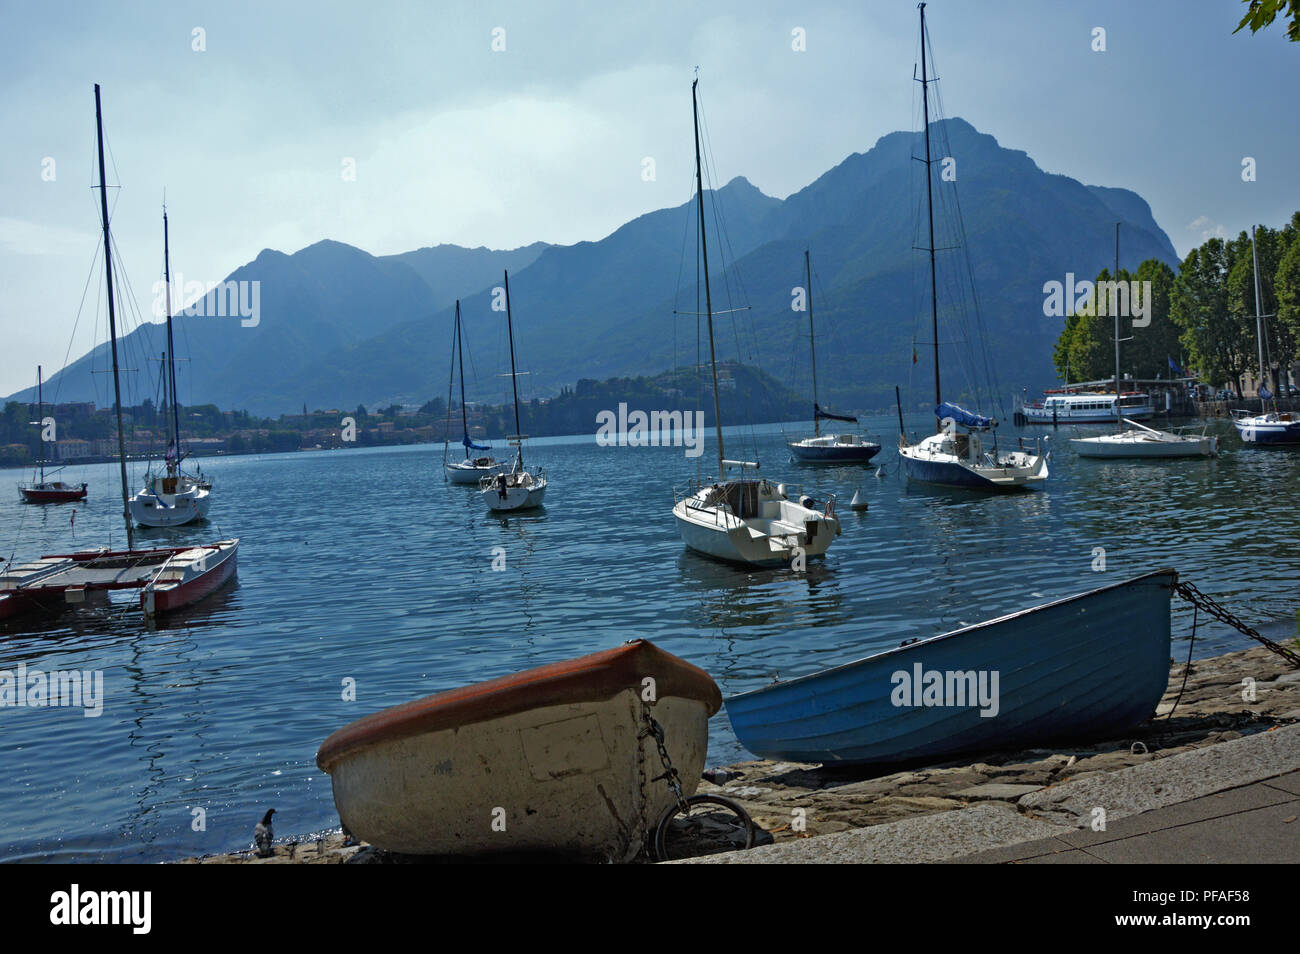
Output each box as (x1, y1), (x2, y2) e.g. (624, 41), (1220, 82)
(814, 403), (857, 424)
(463, 433), (490, 451)
(935, 402), (995, 430)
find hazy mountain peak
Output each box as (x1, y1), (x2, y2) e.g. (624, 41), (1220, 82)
(10, 116), (1180, 415)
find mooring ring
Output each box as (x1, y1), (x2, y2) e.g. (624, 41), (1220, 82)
(652, 794), (757, 862)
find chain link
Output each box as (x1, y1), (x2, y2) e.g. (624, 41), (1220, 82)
(1173, 581), (1300, 669)
(640, 703), (691, 815)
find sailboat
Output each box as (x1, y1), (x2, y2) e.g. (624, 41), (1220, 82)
(479, 271), (547, 511)
(896, 4), (1047, 491)
(128, 208), (214, 526)
(672, 80), (841, 567)
(1231, 225), (1300, 446)
(17, 366), (88, 503)
(443, 299), (506, 484)
(1, 85), (236, 620)
(786, 250), (881, 464)
(1072, 223), (1218, 459)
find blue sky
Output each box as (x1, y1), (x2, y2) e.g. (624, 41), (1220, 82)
(1, 0), (1296, 396)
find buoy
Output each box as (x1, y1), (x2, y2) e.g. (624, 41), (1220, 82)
(849, 489), (869, 511)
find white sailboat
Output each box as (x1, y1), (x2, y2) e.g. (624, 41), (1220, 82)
(479, 271), (547, 512)
(1231, 225), (1300, 446)
(896, 4), (1047, 491)
(786, 250), (881, 465)
(2, 85), (237, 621)
(129, 208), (212, 526)
(443, 299), (506, 484)
(1072, 223), (1218, 459)
(672, 79), (841, 567)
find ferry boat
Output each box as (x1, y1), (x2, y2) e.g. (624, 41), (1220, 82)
(1021, 390), (1154, 424)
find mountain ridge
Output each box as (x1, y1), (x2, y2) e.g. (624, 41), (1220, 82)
(8, 116), (1180, 417)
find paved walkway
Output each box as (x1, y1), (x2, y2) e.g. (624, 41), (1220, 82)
(951, 770), (1300, 863)
(678, 724), (1300, 864)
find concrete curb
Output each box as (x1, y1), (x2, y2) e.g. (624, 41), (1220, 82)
(674, 724), (1300, 864)
(1016, 723), (1300, 827)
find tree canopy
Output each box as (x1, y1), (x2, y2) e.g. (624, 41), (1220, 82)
(1053, 212), (1300, 395)
(1234, 0), (1300, 42)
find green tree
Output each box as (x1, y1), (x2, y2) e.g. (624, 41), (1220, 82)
(1234, 0), (1300, 41)
(1125, 259), (1183, 379)
(1274, 212), (1300, 386)
(1170, 238), (1249, 395)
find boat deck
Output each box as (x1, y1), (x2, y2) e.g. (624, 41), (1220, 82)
(0, 541), (237, 619)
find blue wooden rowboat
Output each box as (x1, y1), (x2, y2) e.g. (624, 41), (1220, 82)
(725, 569), (1176, 765)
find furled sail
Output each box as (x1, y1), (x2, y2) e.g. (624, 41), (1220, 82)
(935, 402), (995, 430)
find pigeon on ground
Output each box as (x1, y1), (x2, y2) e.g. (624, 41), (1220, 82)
(254, 809), (276, 857)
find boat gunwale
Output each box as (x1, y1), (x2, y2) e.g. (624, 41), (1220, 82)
(725, 568), (1178, 703)
(37, 540), (235, 562)
(316, 639), (721, 772)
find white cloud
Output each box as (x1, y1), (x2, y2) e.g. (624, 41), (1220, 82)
(1186, 216), (1226, 242)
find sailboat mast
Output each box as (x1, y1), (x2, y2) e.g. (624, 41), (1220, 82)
(456, 300), (470, 459)
(1114, 221), (1123, 429)
(36, 366), (45, 483)
(919, 3), (941, 427)
(693, 79), (725, 478)
(163, 209), (181, 473)
(94, 84), (134, 550)
(1251, 225), (1267, 399)
(806, 249), (819, 437)
(503, 270), (524, 468)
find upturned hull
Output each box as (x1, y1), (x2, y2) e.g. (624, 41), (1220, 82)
(317, 640), (720, 860)
(726, 569), (1175, 765)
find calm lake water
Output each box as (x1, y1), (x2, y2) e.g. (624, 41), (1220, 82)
(1, 414), (1297, 862)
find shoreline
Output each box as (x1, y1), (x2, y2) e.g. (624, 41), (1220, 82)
(176, 642), (1299, 864)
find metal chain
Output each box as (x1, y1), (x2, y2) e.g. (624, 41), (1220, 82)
(634, 701), (650, 855)
(640, 703), (691, 815)
(1173, 581), (1300, 669)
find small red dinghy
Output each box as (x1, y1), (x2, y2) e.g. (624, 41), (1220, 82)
(317, 640), (721, 861)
